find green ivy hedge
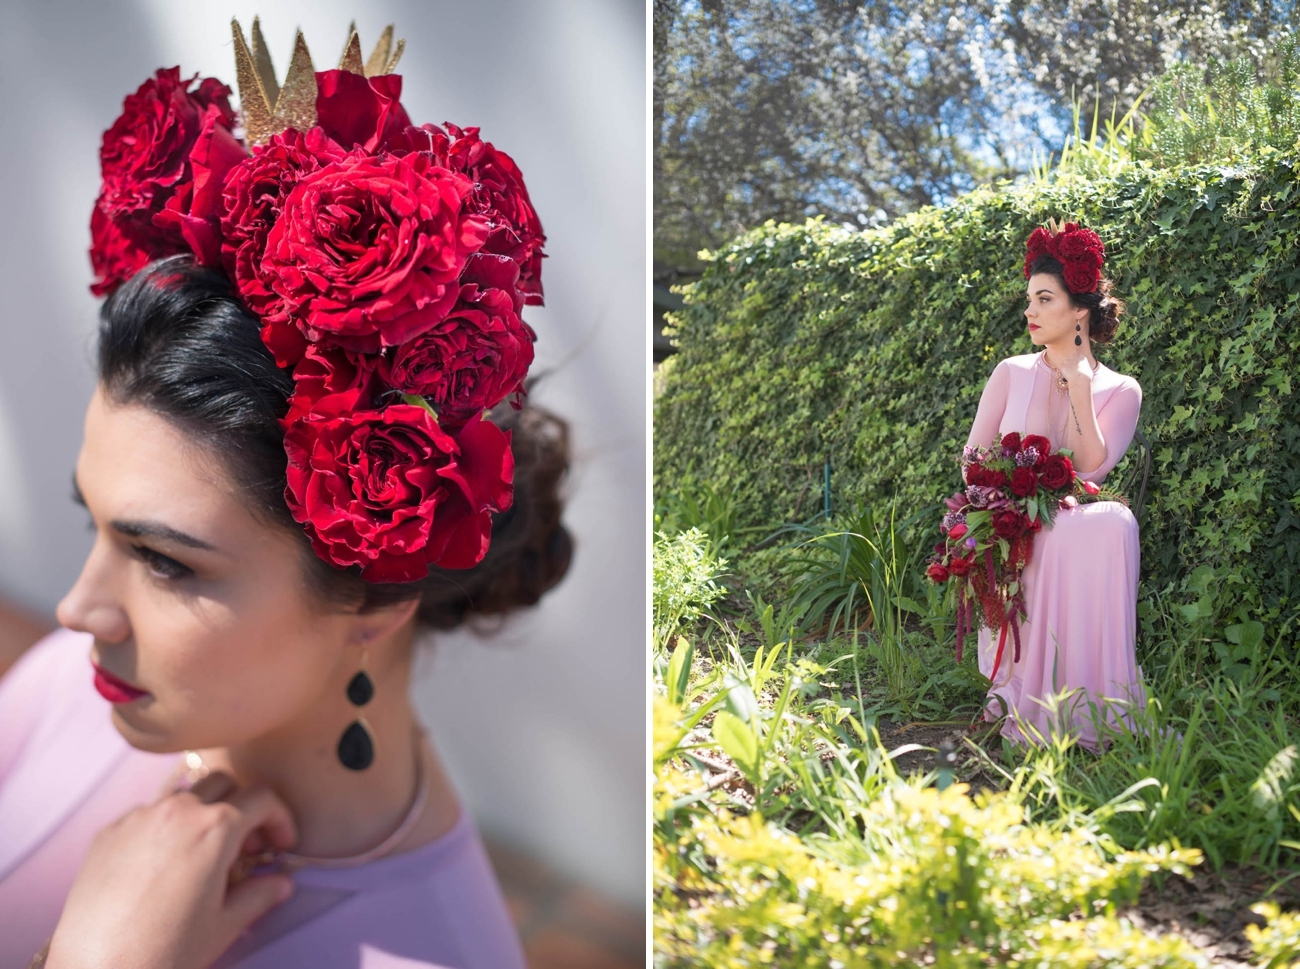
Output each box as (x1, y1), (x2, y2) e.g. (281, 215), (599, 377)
(654, 156), (1300, 631)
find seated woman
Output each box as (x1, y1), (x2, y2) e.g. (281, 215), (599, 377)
(0, 24), (568, 969)
(965, 221), (1144, 749)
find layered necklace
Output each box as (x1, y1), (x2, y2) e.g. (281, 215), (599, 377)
(1037, 351), (1099, 440)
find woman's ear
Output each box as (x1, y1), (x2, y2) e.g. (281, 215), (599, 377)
(348, 597), (420, 647)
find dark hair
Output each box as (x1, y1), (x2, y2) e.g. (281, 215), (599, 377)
(1027, 254), (1125, 345)
(97, 256), (572, 629)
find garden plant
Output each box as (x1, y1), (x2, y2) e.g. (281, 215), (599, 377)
(653, 51), (1300, 966)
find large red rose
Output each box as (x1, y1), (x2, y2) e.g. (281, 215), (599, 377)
(1039, 453), (1074, 490)
(91, 68), (239, 294)
(992, 509), (1029, 539)
(260, 151), (490, 353)
(286, 344), (382, 424)
(283, 391), (513, 581)
(1000, 432), (1022, 452)
(393, 122), (546, 306)
(1022, 435), (1051, 460)
(1009, 466), (1038, 497)
(315, 70), (412, 152)
(926, 563), (950, 583)
(220, 127), (346, 364)
(379, 255), (536, 424)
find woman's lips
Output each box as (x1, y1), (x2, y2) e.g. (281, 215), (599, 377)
(92, 664), (150, 704)
(1028, 323), (1040, 331)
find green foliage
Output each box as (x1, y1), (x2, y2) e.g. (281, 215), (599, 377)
(652, 528), (728, 648)
(1249, 902), (1300, 967)
(654, 158), (1300, 640)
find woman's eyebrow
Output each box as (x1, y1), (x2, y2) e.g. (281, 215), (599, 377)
(110, 519), (217, 551)
(73, 473), (217, 551)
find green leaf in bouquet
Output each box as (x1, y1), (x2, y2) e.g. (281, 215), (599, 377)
(1027, 496), (1039, 522)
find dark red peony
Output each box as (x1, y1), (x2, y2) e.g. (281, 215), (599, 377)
(220, 127), (346, 363)
(992, 508), (1030, 539)
(1009, 466), (1038, 497)
(1000, 432), (1022, 453)
(949, 555), (973, 577)
(1022, 435), (1051, 461)
(1023, 226), (1054, 278)
(379, 255), (535, 424)
(926, 563), (950, 582)
(282, 391), (513, 582)
(259, 150), (490, 353)
(982, 468), (1008, 489)
(1039, 453), (1074, 490)
(91, 68), (240, 295)
(315, 70), (413, 152)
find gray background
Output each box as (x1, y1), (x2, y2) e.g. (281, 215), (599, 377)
(0, 0), (646, 904)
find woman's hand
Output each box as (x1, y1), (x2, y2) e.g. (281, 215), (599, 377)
(45, 773), (297, 969)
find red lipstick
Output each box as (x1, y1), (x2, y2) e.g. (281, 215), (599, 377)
(92, 664), (150, 704)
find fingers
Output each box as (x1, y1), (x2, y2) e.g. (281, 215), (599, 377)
(187, 771), (237, 804)
(223, 873), (295, 931)
(222, 785), (299, 857)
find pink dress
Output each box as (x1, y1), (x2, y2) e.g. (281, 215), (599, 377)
(965, 352), (1145, 749)
(0, 628), (527, 969)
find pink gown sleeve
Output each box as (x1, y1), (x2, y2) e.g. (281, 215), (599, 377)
(966, 359), (1010, 450)
(1077, 378), (1142, 483)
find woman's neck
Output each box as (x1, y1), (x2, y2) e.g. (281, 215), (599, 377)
(195, 631), (457, 859)
(1041, 339), (1097, 371)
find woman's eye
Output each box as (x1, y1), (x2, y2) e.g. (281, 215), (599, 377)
(131, 545), (193, 580)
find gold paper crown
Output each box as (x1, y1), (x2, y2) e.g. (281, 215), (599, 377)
(231, 17), (405, 146)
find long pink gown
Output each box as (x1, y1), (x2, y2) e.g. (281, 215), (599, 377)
(965, 351), (1144, 749)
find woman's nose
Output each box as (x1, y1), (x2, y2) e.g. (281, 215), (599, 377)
(56, 539), (131, 643)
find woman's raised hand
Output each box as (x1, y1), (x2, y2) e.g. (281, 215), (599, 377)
(45, 773), (297, 969)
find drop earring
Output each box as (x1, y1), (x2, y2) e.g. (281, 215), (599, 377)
(338, 649), (376, 771)
(1075, 323), (1083, 347)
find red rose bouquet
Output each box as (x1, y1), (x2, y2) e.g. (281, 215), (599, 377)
(927, 432), (1124, 676)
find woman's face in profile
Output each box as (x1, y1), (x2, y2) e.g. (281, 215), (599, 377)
(1025, 272), (1087, 347)
(57, 386), (361, 754)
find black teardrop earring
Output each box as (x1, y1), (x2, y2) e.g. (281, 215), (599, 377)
(1075, 323), (1083, 347)
(338, 651), (376, 771)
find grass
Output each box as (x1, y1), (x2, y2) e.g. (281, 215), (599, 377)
(652, 494), (1300, 965)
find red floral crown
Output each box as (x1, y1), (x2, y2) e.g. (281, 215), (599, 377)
(1023, 218), (1104, 295)
(89, 19), (545, 583)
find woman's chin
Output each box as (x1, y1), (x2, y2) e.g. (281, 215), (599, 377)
(1027, 329), (1046, 346)
(109, 704), (185, 753)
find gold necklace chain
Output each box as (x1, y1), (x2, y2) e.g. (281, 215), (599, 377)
(1038, 351), (1099, 395)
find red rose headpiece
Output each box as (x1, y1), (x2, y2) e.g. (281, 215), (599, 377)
(89, 19), (546, 583)
(1023, 217), (1104, 295)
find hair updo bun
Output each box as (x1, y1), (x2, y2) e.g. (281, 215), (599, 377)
(98, 257), (572, 630)
(1028, 254), (1125, 345)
